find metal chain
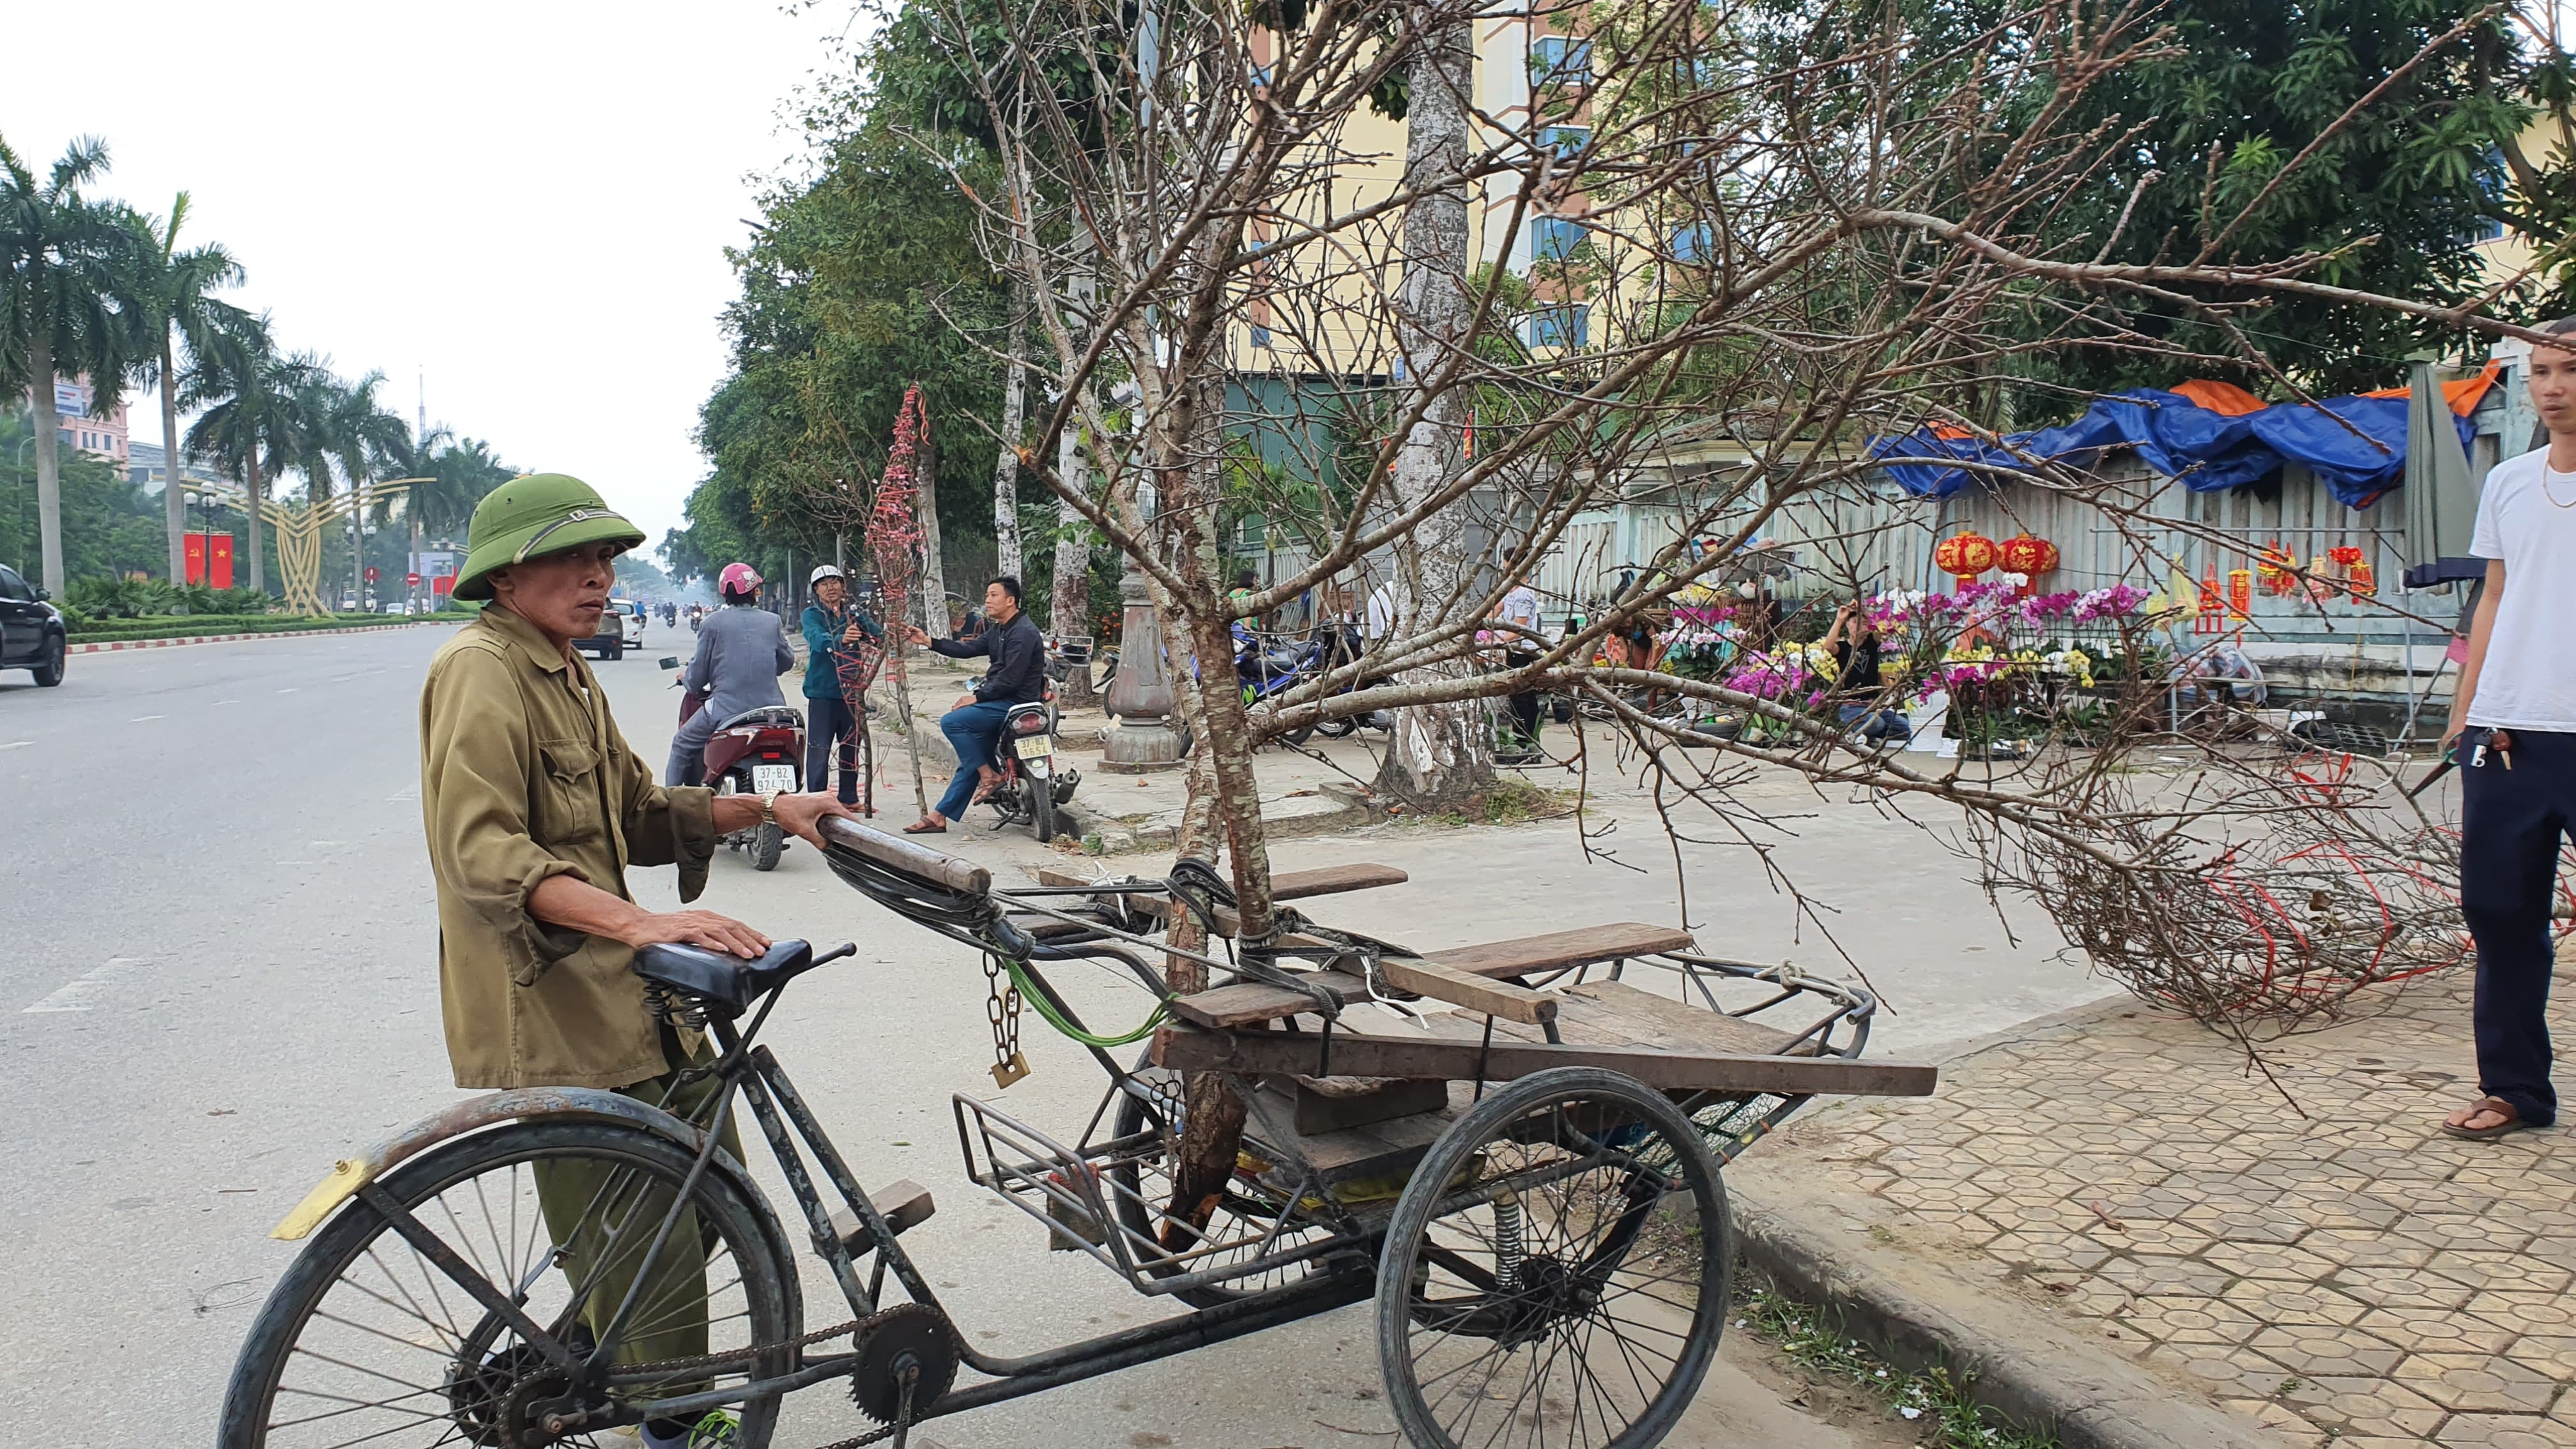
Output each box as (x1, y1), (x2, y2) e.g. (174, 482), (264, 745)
(983, 953), (1027, 1086)
(617, 1314), (867, 1377)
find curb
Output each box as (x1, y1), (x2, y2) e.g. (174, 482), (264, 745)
(68, 620), (460, 655)
(1726, 1170), (2290, 1449)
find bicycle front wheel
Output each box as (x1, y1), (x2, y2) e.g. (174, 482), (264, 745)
(221, 1118), (797, 1449)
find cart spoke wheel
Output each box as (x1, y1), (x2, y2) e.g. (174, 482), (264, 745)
(220, 1121), (795, 1449)
(1110, 1056), (1336, 1307)
(1379, 1068), (1727, 1449)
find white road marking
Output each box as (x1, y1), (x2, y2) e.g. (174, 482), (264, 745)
(0, 740), (30, 751)
(386, 784), (420, 802)
(213, 699), (239, 706)
(131, 715), (165, 723)
(24, 958), (151, 1014)
(275, 687), (298, 694)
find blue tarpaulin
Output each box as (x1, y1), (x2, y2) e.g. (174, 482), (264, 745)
(1872, 387), (2478, 507)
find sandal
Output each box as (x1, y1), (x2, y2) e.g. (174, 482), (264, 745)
(902, 817), (947, 835)
(2441, 1096), (2532, 1141)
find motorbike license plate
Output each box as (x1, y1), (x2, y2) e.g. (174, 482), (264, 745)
(1013, 735), (1052, 760)
(752, 764), (798, 795)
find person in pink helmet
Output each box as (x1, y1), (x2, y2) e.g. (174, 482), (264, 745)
(665, 562), (795, 786)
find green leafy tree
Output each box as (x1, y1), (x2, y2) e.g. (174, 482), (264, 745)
(184, 334), (322, 597)
(1953, 0), (2543, 398)
(1, 406), (175, 583)
(128, 192), (256, 588)
(0, 133), (149, 596)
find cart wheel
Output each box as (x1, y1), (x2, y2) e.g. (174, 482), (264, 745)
(1109, 1056), (1332, 1309)
(1377, 1068), (1727, 1449)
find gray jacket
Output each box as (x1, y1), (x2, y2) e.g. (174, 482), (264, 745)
(683, 604), (795, 718)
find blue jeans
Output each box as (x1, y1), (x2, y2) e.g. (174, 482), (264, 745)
(1837, 703), (1910, 741)
(937, 699), (1013, 821)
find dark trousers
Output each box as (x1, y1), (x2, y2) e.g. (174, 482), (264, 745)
(2459, 725), (2576, 1127)
(1503, 647), (1542, 751)
(806, 693), (862, 803)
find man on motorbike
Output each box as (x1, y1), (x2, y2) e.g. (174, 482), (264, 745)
(420, 475), (856, 1448)
(801, 564), (883, 805)
(665, 562), (797, 787)
(898, 575), (1046, 834)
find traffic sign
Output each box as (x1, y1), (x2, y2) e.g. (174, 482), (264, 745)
(406, 571), (422, 587)
(365, 565), (380, 583)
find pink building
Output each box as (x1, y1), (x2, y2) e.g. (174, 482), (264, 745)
(27, 376), (130, 466)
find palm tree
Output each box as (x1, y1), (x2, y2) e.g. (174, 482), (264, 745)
(0, 133), (150, 595)
(129, 194), (253, 588)
(184, 334), (320, 597)
(310, 369), (413, 606)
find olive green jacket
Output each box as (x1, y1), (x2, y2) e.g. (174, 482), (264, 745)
(420, 606), (717, 1089)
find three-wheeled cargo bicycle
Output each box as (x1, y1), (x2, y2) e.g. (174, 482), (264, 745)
(221, 819), (1936, 1448)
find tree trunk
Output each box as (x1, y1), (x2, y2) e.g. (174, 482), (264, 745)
(992, 277), (1029, 579)
(916, 416), (951, 636)
(162, 330), (188, 588)
(245, 449), (266, 597)
(1376, 3), (1492, 809)
(1048, 410), (1097, 707)
(1155, 367), (1280, 1245)
(28, 334), (66, 597)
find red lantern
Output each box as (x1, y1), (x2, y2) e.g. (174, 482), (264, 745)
(1998, 532), (2059, 578)
(1932, 530), (1998, 589)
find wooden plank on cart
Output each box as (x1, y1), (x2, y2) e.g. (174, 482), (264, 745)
(1503, 980), (1813, 1057)
(1169, 958), (1556, 1028)
(1167, 972), (1369, 1029)
(1271, 1074), (1452, 1134)
(1248, 1079), (1467, 1183)
(1153, 1023), (1938, 1098)
(1030, 862), (1409, 905)
(1428, 923), (1696, 981)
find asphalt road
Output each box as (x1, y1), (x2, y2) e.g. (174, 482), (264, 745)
(0, 622), (2080, 1447)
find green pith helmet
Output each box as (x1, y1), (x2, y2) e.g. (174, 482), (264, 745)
(453, 473), (646, 601)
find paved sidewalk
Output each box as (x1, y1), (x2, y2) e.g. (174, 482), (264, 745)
(1735, 957), (2576, 1448)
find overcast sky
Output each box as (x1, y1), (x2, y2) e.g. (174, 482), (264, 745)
(7, 0), (870, 556)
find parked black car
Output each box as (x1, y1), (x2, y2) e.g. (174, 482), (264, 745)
(0, 564), (66, 687)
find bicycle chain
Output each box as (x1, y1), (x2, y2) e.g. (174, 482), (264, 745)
(617, 1314), (868, 1377)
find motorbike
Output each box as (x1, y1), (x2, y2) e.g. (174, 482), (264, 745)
(661, 656), (806, 870)
(965, 656), (1081, 843)
(688, 606), (705, 634)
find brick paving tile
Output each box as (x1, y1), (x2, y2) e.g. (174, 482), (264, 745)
(2432, 1413), (2576, 1447)
(1740, 961), (2576, 1447)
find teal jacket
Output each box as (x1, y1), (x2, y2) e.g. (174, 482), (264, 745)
(800, 602), (882, 699)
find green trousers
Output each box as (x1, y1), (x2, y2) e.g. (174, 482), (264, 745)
(531, 1038), (746, 1388)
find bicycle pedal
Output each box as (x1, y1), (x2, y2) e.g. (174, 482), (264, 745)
(827, 1179), (937, 1254)
(990, 1052), (1031, 1088)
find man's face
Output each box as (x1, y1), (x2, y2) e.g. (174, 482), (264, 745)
(2531, 342), (2576, 434)
(985, 581), (1017, 622)
(816, 578), (847, 608)
(491, 542), (620, 645)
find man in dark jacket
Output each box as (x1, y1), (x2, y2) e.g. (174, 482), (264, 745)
(900, 576), (1046, 833)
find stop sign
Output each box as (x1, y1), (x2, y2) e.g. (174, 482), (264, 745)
(406, 572), (422, 587)
(365, 565), (379, 582)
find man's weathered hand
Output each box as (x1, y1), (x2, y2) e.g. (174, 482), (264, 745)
(901, 624), (931, 646)
(616, 908), (772, 960)
(773, 792), (859, 848)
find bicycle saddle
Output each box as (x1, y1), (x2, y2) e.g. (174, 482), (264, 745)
(717, 704), (804, 732)
(632, 938), (818, 1019)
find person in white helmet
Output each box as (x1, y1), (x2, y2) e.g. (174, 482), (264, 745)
(800, 564), (882, 804)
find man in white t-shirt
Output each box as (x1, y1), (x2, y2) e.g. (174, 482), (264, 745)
(2439, 316), (2576, 1140)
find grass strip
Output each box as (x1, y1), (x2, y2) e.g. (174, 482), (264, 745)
(1737, 1274), (2059, 1449)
